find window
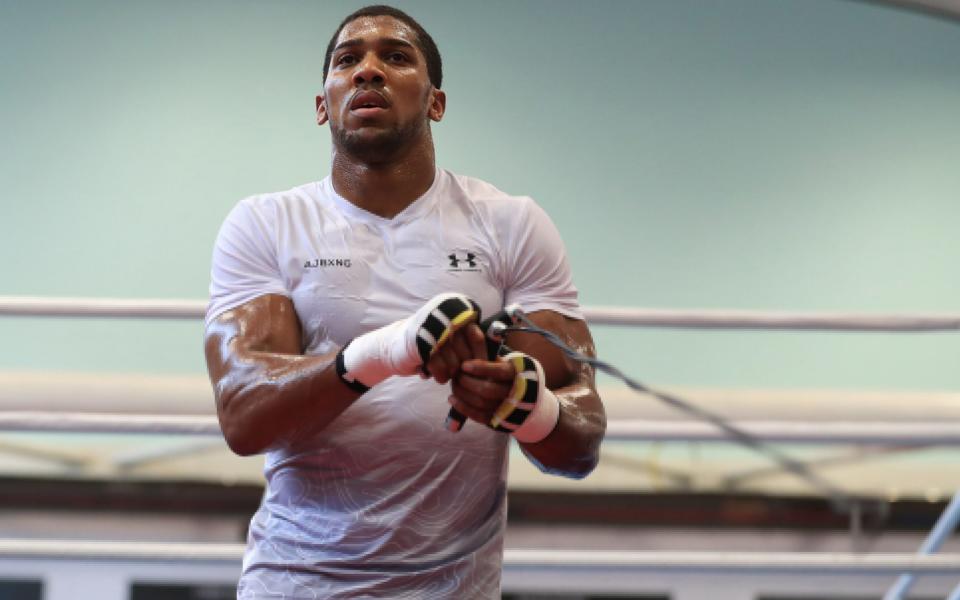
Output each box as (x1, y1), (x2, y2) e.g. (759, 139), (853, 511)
(129, 583), (236, 600)
(0, 579), (42, 600)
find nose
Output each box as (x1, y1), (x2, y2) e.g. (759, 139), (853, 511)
(353, 53), (385, 86)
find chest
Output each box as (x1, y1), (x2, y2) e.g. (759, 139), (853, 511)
(280, 209), (504, 352)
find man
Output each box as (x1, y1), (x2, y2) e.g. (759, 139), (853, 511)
(204, 5), (605, 598)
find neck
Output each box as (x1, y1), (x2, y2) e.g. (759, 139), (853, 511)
(330, 137), (437, 220)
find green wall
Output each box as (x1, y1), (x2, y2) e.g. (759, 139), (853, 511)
(1, 0), (958, 391)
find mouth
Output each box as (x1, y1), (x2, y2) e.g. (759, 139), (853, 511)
(349, 90), (390, 117)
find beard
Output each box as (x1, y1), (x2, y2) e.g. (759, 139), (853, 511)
(331, 117), (426, 164)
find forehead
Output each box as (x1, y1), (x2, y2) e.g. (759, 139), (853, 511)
(336, 15), (420, 48)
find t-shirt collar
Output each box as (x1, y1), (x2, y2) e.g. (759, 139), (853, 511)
(322, 167), (443, 226)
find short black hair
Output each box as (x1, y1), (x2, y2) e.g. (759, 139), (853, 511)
(322, 5), (443, 89)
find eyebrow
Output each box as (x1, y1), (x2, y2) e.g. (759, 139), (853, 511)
(333, 37), (416, 53)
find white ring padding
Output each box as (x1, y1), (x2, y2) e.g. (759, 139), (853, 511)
(1, 296), (960, 331)
(0, 539), (958, 574)
(2, 412), (960, 444)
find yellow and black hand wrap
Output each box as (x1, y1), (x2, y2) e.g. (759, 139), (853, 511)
(489, 351), (560, 443)
(415, 293), (482, 373)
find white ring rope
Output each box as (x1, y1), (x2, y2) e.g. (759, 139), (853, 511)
(605, 420), (960, 445)
(0, 539), (958, 574)
(584, 307), (960, 331)
(504, 550), (960, 574)
(2, 411), (959, 444)
(0, 297), (205, 320)
(1, 296), (959, 331)
(0, 412), (221, 435)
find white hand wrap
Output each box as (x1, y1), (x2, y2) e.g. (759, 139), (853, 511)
(336, 293), (480, 392)
(489, 351), (561, 444)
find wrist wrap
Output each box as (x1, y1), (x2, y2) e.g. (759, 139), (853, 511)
(490, 352), (561, 444)
(335, 342), (371, 394)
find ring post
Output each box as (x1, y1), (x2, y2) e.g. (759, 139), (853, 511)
(948, 582), (960, 600)
(883, 489), (960, 600)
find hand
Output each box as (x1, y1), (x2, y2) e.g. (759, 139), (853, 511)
(425, 320), (487, 385)
(448, 358), (515, 424)
(336, 293), (481, 391)
(449, 351), (561, 443)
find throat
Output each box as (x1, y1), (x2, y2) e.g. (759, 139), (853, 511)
(331, 157), (436, 220)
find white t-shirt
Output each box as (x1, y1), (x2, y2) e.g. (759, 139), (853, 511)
(206, 168), (582, 599)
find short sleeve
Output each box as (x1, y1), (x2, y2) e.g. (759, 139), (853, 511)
(205, 197), (289, 328)
(502, 198), (583, 320)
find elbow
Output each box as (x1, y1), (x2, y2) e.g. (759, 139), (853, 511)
(216, 388), (271, 457)
(559, 414), (605, 479)
(221, 426), (265, 457)
(559, 420), (606, 480)
(571, 453), (601, 480)
(530, 455), (599, 480)
(523, 444), (601, 480)
(525, 413), (606, 479)
(553, 452), (601, 480)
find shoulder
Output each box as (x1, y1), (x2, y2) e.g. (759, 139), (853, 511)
(232, 181), (323, 220)
(218, 181), (329, 239)
(441, 170), (538, 222)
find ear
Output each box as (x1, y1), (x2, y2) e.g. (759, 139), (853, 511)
(427, 88), (446, 122)
(315, 94), (328, 125)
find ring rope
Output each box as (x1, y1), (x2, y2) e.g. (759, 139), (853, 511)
(0, 538), (958, 574)
(509, 311), (857, 512)
(1, 296), (960, 331)
(2, 412), (958, 444)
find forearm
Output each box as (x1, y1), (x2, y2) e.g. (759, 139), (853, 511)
(204, 295), (361, 456)
(206, 292), (482, 456)
(450, 310), (607, 478)
(212, 348), (360, 456)
(518, 382), (606, 479)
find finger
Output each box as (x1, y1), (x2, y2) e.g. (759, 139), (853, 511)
(465, 322), (487, 360)
(461, 358), (515, 382)
(450, 380), (489, 411)
(448, 329), (473, 364)
(455, 373), (512, 403)
(447, 394), (493, 425)
(439, 348), (463, 384)
(428, 348), (457, 384)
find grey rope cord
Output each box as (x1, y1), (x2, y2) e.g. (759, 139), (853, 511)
(506, 311), (860, 513)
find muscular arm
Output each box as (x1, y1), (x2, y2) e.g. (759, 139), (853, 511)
(508, 310), (606, 477)
(451, 310), (606, 479)
(205, 293), (484, 456)
(204, 294), (361, 456)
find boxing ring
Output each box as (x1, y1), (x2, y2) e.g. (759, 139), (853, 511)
(0, 295), (958, 600)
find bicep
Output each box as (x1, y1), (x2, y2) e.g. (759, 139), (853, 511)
(204, 294), (303, 387)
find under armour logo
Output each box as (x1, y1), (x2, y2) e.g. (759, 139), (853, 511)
(449, 253), (477, 268)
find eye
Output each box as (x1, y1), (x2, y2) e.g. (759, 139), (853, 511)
(386, 51), (408, 63)
(336, 54), (357, 66)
